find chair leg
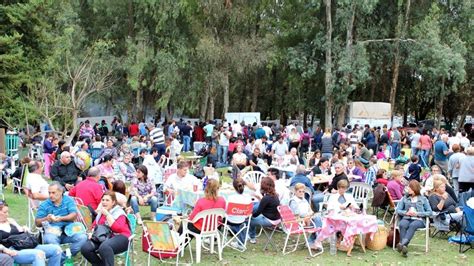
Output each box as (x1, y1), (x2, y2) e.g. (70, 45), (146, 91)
(216, 233), (222, 261)
(392, 219), (397, 250)
(195, 237), (202, 264)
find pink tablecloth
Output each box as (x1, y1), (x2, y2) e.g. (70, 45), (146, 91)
(317, 213), (378, 247)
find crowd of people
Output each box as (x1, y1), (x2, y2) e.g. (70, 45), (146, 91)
(0, 118), (473, 264)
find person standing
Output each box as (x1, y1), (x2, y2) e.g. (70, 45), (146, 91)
(448, 144), (465, 197)
(217, 125), (231, 164)
(458, 147), (474, 193)
(433, 134), (449, 175)
(42, 133), (57, 179)
(148, 123), (166, 158)
(181, 121), (193, 152)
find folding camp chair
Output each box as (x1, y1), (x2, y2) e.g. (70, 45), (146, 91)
(221, 202), (253, 252)
(459, 203), (474, 253)
(116, 214), (137, 266)
(277, 205), (323, 257)
(143, 221), (193, 265)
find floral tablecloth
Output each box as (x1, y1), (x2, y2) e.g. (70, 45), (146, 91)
(316, 213), (378, 247)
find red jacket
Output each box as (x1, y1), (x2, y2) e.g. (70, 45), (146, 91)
(92, 213), (131, 238)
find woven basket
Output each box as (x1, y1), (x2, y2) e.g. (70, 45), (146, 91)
(366, 225), (388, 251)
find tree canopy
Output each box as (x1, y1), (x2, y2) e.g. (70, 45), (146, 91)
(1, 0), (472, 132)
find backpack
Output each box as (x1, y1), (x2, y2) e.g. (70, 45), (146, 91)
(301, 134), (310, 147)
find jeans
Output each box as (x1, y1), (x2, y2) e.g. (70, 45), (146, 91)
(130, 195), (158, 214)
(81, 235), (129, 266)
(419, 149), (430, 168)
(249, 214), (275, 239)
(0, 253), (13, 266)
(399, 218), (425, 246)
(217, 145), (229, 164)
(153, 144), (166, 158)
(312, 191), (325, 212)
(391, 142), (400, 159)
(182, 135), (191, 152)
(43, 233), (88, 256)
(12, 244), (62, 266)
(308, 216), (323, 244)
(229, 222), (247, 245)
(411, 147), (419, 159)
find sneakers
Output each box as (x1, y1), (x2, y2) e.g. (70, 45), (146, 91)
(230, 241), (245, 251)
(309, 242), (323, 250)
(249, 238), (257, 244)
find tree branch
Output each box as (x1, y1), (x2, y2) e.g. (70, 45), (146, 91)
(359, 38), (417, 44)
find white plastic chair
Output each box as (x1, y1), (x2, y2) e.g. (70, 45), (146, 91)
(182, 208), (225, 264)
(221, 202), (253, 252)
(350, 182), (373, 211)
(243, 171), (265, 185)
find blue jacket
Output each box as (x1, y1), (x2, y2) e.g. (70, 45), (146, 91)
(396, 194), (432, 218)
(290, 174), (314, 193)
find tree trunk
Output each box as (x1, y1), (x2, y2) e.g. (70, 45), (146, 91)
(324, 0), (334, 130)
(436, 78), (445, 128)
(222, 70), (229, 118)
(336, 104), (347, 129)
(250, 76), (258, 112)
(208, 95), (215, 121)
(66, 110), (79, 145)
(136, 87), (144, 121)
(389, 0), (411, 121)
(165, 101), (173, 122)
(200, 82), (209, 121)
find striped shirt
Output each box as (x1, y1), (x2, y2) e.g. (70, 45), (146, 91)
(150, 127), (165, 145)
(36, 195), (77, 228)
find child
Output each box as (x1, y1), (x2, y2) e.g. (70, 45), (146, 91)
(395, 150), (409, 165)
(407, 155), (422, 182)
(376, 146), (386, 160)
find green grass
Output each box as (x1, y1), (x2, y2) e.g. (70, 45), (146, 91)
(3, 186), (473, 265)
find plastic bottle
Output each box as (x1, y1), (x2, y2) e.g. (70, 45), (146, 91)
(65, 248), (73, 266)
(330, 234), (337, 255)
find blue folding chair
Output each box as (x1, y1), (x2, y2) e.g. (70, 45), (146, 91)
(459, 201), (474, 253)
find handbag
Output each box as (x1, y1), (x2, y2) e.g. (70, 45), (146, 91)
(2, 232), (39, 250)
(91, 224), (113, 244)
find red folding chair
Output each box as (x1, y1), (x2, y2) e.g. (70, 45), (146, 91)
(277, 205), (323, 257)
(221, 202), (253, 252)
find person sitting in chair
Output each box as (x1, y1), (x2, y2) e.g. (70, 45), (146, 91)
(395, 180), (432, 257)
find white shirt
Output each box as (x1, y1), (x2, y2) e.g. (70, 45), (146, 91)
(263, 126), (272, 138)
(219, 131), (230, 146)
(25, 172), (49, 206)
(289, 196), (311, 217)
(272, 142), (288, 157)
(460, 137), (470, 150)
(164, 173), (198, 192)
(326, 192), (358, 213)
(410, 133), (421, 148)
(226, 194), (252, 224)
(91, 142), (105, 149)
(232, 123), (242, 137)
(142, 155), (162, 184)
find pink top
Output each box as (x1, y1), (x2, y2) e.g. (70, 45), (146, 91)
(387, 180), (405, 200)
(419, 135), (432, 150)
(189, 197), (226, 230)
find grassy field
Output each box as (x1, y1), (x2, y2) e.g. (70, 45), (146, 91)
(3, 186), (473, 266)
